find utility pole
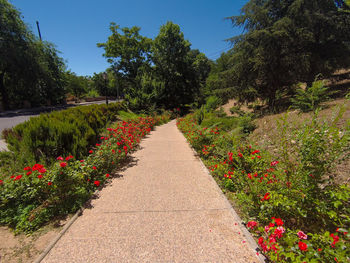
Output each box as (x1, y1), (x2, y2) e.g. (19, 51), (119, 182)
(102, 72), (108, 105)
(36, 21), (42, 41)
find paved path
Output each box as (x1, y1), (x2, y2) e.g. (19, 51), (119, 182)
(42, 120), (261, 263)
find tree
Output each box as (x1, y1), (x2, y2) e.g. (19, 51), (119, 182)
(0, 0), (66, 109)
(226, 0), (350, 108)
(152, 21), (195, 108)
(97, 23), (152, 86)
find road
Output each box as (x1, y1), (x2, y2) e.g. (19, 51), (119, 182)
(0, 100), (118, 151)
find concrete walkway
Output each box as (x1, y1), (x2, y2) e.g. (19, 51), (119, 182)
(41, 120), (261, 263)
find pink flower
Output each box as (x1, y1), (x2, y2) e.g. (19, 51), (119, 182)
(274, 226), (285, 238)
(297, 231), (308, 240)
(270, 161), (279, 166)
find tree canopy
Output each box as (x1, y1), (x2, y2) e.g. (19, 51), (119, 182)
(98, 21), (211, 111)
(0, 0), (66, 109)
(219, 0), (350, 108)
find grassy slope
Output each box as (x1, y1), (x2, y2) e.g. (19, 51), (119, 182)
(248, 98), (350, 185)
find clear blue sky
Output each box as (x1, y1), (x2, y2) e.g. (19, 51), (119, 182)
(9, 0), (247, 76)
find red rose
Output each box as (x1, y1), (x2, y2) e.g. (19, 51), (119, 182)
(14, 175), (22, 181)
(247, 221), (258, 229)
(94, 180), (100, 187)
(57, 156), (64, 161)
(60, 162), (67, 168)
(298, 241), (308, 251)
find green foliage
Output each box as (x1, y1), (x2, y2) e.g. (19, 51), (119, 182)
(4, 102), (127, 166)
(214, 0), (350, 109)
(291, 80), (330, 112)
(204, 96), (222, 112)
(0, 0), (66, 110)
(177, 102), (350, 262)
(98, 21), (211, 112)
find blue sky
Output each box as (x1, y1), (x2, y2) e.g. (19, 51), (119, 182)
(9, 0), (247, 76)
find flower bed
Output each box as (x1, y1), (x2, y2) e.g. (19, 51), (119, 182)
(177, 112), (350, 263)
(0, 114), (170, 233)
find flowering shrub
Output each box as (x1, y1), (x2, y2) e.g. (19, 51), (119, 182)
(177, 109), (350, 262)
(0, 114), (170, 233)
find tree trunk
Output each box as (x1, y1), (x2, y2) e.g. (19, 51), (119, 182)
(0, 72), (9, 111)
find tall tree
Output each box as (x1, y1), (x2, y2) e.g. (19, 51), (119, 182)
(226, 0), (350, 108)
(0, 0), (66, 109)
(152, 21), (194, 108)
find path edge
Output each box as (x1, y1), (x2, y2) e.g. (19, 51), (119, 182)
(176, 122), (266, 263)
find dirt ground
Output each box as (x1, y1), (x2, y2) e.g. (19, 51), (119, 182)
(0, 217), (69, 263)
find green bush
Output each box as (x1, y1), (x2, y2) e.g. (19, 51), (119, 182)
(204, 96), (222, 112)
(4, 102), (127, 165)
(291, 79), (330, 112)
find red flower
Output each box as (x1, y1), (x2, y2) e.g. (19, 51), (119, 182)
(80, 160), (84, 162)
(65, 155), (74, 161)
(39, 168), (47, 174)
(56, 156), (63, 161)
(26, 171), (32, 175)
(298, 241), (308, 251)
(23, 166), (31, 171)
(48, 181), (52, 186)
(330, 233), (340, 247)
(247, 221), (257, 229)
(60, 162), (67, 168)
(106, 173), (110, 178)
(94, 180), (100, 187)
(0, 180), (3, 185)
(89, 150), (93, 154)
(238, 153), (243, 158)
(262, 192), (271, 201)
(14, 175), (22, 181)
(92, 166), (97, 170)
(37, 175), (43, 179)
(273, 218), (284, 226)
(258, 237), (264, 245)
(32, 164), (44, 171)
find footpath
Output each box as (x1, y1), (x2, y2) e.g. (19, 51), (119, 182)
(40, 120), (262, 263)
